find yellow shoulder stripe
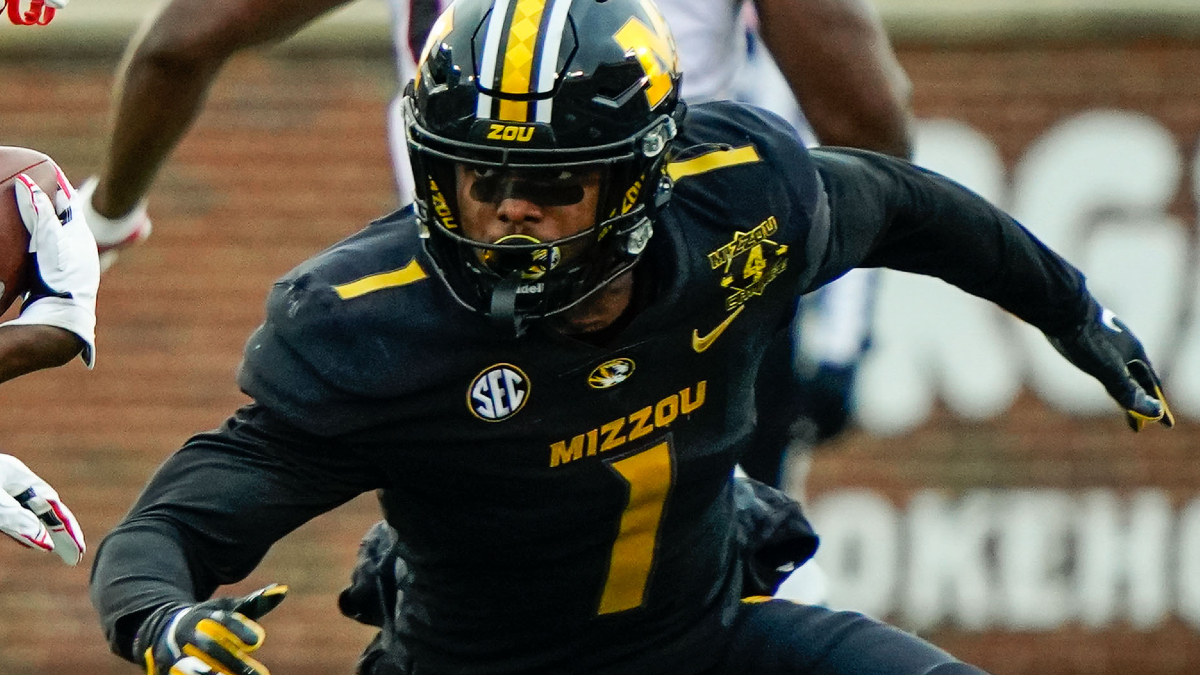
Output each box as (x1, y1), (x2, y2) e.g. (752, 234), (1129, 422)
(334, 259), (428, 300)
(666, 145), (761, 182)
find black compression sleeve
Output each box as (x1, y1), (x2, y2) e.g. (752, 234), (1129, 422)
(89, 404), (381, 661)
(807, 148), (1092, 336)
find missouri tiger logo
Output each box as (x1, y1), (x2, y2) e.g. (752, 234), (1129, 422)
(469, 364), (530, 421)
(588, 358), (635, 389)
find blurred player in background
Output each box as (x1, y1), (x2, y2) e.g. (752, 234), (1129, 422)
(0, 170), (98, 566)
(73, 0), (449, 267)
(723, 1), (908, 496)
(76, 0), (911, 255)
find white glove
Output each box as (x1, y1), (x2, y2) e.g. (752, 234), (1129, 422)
(45, 0), (68, 9)
(0, 454), (85, 565)
(4, 174), (99, 367)
(73, 177), (152, 272)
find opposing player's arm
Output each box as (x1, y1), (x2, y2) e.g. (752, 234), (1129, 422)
(0, 172), (99, 380)
(89, 0), (351, 223)
(90, 404), (382, 666)
(0, 325), (83, 382)
(806, 147), (1172, 430)
(752, 0), (914, 159)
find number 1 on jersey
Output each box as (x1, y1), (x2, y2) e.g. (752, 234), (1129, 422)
(598, 440), (674, 615)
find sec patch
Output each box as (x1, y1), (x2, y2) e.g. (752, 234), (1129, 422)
(468, 363), (530, 421)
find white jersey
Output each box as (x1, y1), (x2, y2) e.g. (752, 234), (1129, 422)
(656, 0), (747, 103)
(386, 0), (448, 206)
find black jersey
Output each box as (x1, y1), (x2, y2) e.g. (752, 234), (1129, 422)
(92, 101), (1091, 675)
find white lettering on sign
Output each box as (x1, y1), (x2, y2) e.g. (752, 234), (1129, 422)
(855, 112), (1198, 436)
(806, 488), (1195, 632)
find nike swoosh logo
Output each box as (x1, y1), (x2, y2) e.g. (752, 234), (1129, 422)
(692, 305), (746, 353)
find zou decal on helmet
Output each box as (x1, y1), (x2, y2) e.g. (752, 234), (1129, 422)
(405, 0), (683, 332)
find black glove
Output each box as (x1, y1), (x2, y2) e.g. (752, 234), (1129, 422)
(133, 584), (288, 675)
(1047, 303), (1174, 432)
(339, 520), (405, 628)
(733, 476), (820, 597)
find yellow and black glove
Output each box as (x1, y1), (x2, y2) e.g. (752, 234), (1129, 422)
(134, 584), (288, 675)
(1048, 303), (1174, 432)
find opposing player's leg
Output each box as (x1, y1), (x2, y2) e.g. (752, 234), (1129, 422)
(715, 598), (990, 675)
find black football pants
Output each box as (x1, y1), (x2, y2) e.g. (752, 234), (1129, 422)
(709, 598), (991, 675)
(361, 599), (990, 675)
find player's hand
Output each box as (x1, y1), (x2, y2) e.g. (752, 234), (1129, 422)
(136, 584), (288, 675)
(0, 454), (85, 565)
(72, 177), (152, 272)
(1047, 304), (1174, 432)
(15, 173), (101, 307)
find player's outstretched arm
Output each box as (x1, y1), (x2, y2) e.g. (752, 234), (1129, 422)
(90, 405), (381, 665)
(0, 173), (98, 382)
(82, 0), (351, 263)
(806, 147), (1172, 429)
(753, 0), (914, 159)
(0, 454), (85, 565)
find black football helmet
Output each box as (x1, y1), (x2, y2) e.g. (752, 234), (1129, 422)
(404, 0), (683, 330)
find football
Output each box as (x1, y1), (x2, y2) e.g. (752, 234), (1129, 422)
(0, 146), (64, 314)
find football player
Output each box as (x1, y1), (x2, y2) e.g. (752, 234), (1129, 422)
(0, 171), (97, 566)
(90, 2), (1171, 674)
(74, 0), (912, 507)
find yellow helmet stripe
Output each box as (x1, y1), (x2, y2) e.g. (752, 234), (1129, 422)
(496, 0), (550, 121)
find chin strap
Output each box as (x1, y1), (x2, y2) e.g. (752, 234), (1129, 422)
(488, 273), (526, 337)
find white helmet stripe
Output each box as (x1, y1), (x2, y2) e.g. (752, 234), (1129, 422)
(475, 0), (517, 119)
(533, 0), (574, 123)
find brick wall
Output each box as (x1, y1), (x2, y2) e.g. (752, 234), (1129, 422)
(804, 40), (1200, 675)
(0, 41), (1195, 674)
